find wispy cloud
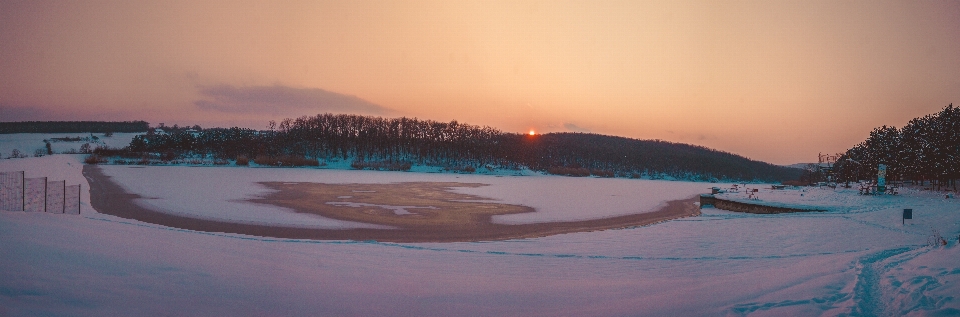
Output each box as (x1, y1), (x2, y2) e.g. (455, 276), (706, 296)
(563, 122), (591, 133)
(194, 85), (391, 116)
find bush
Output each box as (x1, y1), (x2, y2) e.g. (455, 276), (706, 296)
(84, 155), (107, 164)
(547, 166), (591, 177)
(8, 149), (25, 159)
(236, 155), (249, 166)
(928, 228), (948, 247)
(350, 160), (364, 169)
(254, 155), (320, 167)
(160, 151), (177, 161)
(93, 146), (144, 159)
(590, 169), (615, 178)
(445, 165), (476, 173)
(351, 160), (412, 171)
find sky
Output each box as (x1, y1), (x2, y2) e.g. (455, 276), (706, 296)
(2, 1), (959, 165)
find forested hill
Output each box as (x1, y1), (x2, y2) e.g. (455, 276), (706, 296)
(97, 113), (800, 182)
(0, 121), (149, 134)
(522, 133), (801, 182)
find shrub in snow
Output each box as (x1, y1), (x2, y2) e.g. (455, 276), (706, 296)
(159, 151), (177, 162)
(254, 155), (320, 167)
(84, 155), (107, 164)
(546, 166), (591, 177)
(8, 149), (27, 159)
(928, 228), (948, 247)
(351, 160), (412, 171)
(444, 165), (476, 173)
(590, 169), (615, 178)
(235, 156), (249, 166)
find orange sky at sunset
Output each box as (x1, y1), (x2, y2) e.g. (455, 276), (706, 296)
(2, 1), (959, 164)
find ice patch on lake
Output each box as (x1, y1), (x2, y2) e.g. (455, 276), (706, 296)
(326, 201), (438, 215)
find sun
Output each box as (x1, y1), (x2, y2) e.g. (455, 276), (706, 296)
(529, 130), (536, 136)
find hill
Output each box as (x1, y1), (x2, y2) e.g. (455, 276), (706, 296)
(520, 133), (801, 182)
(92, 113), (801, 182)
(0, 121), (150, 134)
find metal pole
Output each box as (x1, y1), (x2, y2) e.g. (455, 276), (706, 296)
(78, 184), (81, 214)
(62, 181), (66, 214)
(43, 177), (47, 213)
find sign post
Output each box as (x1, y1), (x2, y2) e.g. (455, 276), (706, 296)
(877, 164), (887, 194)
(903, 208), (912, 225)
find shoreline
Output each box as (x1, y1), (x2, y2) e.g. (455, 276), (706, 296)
(83, 165), (700, 242)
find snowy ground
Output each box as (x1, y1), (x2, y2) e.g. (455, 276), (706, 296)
(0, 132), (141, 158)
(2, 153), (960, 316)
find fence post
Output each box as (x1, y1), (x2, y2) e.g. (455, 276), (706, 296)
(21, 171), (25, 211)
(62, 181), (66, 214)
(43, 177), (47, 213)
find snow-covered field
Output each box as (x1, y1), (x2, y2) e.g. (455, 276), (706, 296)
(2, 152), (960, 316)
(0, 132), (141, 158)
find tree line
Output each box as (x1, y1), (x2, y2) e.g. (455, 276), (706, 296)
(834, 104), (959, 190)
(0, 121), (150, 134)
(96, 113), (800, 182)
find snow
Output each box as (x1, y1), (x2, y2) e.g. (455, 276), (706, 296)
(0, 132), (141, 158)
(0, 155), (93, 214)
(96, 165), (714, 226)
(96, 165), (391, 229)
(2, 144), (960, 315)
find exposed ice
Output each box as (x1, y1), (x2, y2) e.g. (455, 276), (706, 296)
(325, 201), (438, 215)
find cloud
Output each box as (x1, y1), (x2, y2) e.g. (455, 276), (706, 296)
(194, 84), (391, 116)
(563, 122), (591, 133)
(0, 103), (136, 122)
